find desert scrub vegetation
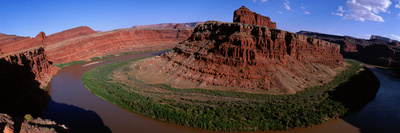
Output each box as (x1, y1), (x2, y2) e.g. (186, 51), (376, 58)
(82, 59), (379, 131)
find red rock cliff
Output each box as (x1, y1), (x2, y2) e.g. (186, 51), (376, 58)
(144, 21), (343, 94)
(233, 6), (276, 28)
(1, 47), (59, 88)
(45, 28), (193, 64)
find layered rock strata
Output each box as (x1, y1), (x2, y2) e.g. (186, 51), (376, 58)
(45, 28), (193, 64)
(135, 21), (344, 94)
(132, 22), (203, 29)
(0, 26), (96, 55)
(233, 6), (276, 28)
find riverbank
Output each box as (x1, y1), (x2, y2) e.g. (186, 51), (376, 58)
(81, 58), (379, 131)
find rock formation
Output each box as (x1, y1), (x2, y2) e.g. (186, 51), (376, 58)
(132, 22), (203, 29)
(233, 6), (276, 28)
(0, 113), (68, 133)
(134, 8), (344, 94)
(298, 31), (400, 67)
(45, 28), (193, 64)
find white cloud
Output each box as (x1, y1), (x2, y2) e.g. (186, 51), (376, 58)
(391, 34), (400, 40)
(343, 0), (392, 22)
(338, 6), (345, 13)
(332, 12), (343, 16)
(395, 4), (400, 8)
(284, 0), (293, 11)
(252, 0), (268, 3)
(332, 6), (345, 16)
(304, 11), (311, 14)
(277, 11), (284, 14)
(301, 6), (306, 9)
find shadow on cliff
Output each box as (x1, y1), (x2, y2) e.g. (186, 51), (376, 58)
(0, 57), (48, 117)
(42, 99), (111, 133)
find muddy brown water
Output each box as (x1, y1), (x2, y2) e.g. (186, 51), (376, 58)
(41, 51), (399, 133)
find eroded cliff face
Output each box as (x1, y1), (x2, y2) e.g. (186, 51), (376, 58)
(1, 47), (59, 89)
(135, 21), (344, 94)
(45, 28), (193, 64)
(233, 6), (276, 28)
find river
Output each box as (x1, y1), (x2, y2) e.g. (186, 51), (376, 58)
(41, 51), (400, 133)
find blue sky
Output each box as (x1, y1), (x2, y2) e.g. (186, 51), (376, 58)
(0, 0), (399, 40)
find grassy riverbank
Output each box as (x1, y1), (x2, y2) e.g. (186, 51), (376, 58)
(82, 59), (379, 131)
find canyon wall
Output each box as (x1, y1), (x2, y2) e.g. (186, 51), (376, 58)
(0, 26), (96, 55)
(0, 47), (56, 117)
(45, 28), (193, 64)
(298, 31), (400, 67)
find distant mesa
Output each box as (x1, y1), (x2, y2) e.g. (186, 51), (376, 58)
(134, 7), (344, 94)
(132, 22), (204, 29)
(233, 6), (276, 28)
(370, 35), (399, 43)
(165, 24), (186, 29)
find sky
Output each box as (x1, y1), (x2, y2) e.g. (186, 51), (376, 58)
(0, 0), (399, 41)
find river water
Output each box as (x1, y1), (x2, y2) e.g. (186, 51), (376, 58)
(41, 51), (400, 133)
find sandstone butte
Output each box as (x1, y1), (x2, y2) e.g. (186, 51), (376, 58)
(134, 7), (344, 94)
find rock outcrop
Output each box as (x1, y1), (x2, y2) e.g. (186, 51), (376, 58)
(45, 28), (193, 64)
(135, 20), (344, 94)
(298, 31), (400, 67)
(132, 22), (203, 29)
(233, 6), (276, 28)
(0, 113), (68, 133)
